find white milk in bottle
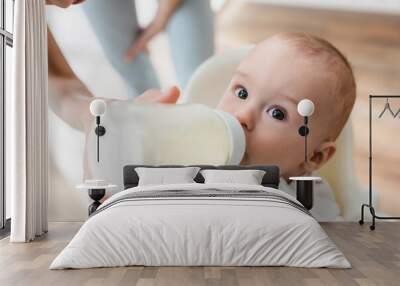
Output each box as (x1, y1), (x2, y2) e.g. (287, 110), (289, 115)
(84, 100), (246, 191)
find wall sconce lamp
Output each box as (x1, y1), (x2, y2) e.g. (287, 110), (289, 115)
(297, 99), (315, 164)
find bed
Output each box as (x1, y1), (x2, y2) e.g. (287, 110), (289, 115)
(50, 165), (350, 269)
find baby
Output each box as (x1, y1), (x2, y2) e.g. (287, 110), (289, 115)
(219, 33), (355, 177)
(49, 32), (356, 220)
(217, 33), (355, 220)
(212, 33), (356, 220)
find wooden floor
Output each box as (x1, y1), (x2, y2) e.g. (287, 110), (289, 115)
(0, 222), (399, 286)
(216, 3), (400, 215)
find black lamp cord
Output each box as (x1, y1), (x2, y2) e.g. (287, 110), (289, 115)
(304, 116), (308, 163)
(96, 116), (100, 162)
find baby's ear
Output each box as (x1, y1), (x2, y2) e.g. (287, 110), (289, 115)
(307, 141), (336, 172)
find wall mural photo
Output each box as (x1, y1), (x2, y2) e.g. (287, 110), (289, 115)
(45, 0), (400, 223)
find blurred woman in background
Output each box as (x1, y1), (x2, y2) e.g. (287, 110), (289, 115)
(82, 0), (214, 96)
(48, 0), (214, 97)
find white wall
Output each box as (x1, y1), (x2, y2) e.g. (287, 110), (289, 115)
(244, 0), (400, 14)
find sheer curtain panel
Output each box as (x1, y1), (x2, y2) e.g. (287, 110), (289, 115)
(8, 0), (48, 242)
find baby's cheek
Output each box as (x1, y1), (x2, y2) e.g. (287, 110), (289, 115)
(257, 135), (287, 159)
(251, 131), (301, 166)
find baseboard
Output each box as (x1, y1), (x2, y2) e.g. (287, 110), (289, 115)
(242, 0), (400, 14)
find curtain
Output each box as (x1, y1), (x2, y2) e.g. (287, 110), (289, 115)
(8, 0), (48, 242)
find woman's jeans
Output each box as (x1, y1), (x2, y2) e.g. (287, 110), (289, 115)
(82, 0), (214, 97)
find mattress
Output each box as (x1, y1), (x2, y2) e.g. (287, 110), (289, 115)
(50, 183), (350, 269)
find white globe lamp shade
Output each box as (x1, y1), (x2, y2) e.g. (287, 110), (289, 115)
(90, 99), (107, 117)
(297, 99), (315, 117)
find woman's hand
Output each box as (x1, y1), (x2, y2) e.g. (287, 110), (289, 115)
(134, 86), (180, 104)
(124, 0), (182, 62)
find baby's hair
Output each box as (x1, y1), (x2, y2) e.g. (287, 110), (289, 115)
(274, 32), (356, 141)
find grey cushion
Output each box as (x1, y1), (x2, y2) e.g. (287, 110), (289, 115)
(123, 165), (280, 189)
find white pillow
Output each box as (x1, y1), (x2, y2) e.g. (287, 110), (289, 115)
(200, 169), (266, 185)
(135, 167), (200, 186)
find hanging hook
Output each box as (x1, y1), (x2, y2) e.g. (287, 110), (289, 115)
(378, 97), (395, 118)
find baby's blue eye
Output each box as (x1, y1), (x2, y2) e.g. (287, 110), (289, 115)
(267, 107), (285, 121)
(234, 87), (248, 100)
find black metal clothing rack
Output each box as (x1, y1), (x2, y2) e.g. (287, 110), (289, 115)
(359, 95), (400, 230)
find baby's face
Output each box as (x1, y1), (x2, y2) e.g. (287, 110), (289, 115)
(218, 38), (337, 178)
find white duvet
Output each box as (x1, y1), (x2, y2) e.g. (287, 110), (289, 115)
(50, 183), (350, 269)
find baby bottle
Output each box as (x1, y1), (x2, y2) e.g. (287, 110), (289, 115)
(84, 100), (246, 189)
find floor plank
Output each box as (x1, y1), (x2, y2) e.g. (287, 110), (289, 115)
(0, 222), (399, 286)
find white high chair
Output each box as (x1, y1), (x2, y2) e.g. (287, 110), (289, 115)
(179, 47), (374, 221)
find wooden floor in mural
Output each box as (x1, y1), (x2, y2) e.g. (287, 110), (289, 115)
(216, 2), (400, 216)
(0, 222), (399, 286)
